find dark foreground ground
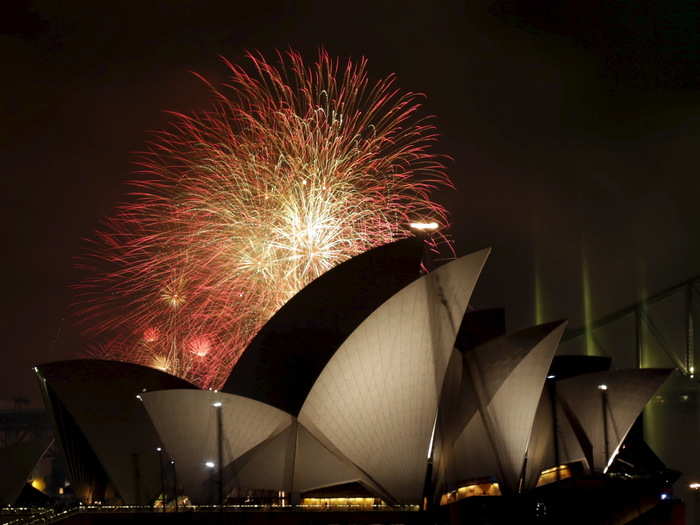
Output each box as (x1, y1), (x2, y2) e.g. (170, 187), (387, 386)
(1, 478), (687, 525)
(2, 503), (684, 525)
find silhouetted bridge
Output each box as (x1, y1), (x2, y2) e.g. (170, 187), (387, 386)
(562, 275), (699, 376)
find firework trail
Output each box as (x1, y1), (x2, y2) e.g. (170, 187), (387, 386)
(75, 49), (451, 389)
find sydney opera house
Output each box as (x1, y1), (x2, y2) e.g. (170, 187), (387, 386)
(26, 239), (675, 519)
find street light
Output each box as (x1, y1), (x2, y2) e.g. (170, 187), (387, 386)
(409, 221), (441, 274)
(690, 482), (700, 524)
(598, 385), (609, 471)
(547, 376), (561, 481)
(170, 459), (178, 512)
(213, 402), (224, 510)
(410, 218), (442, 507)
(156, 447), (165, 512)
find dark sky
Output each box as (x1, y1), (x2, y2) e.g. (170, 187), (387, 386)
(2, 0), (699, 404)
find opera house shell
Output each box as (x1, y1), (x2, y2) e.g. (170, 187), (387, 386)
(35, 239), (672, 507)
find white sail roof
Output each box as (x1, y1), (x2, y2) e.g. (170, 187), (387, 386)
(554, 369), (672, 473)
(298, 249), (490, 504)
(141, 389), (293, 503)
(450, 321), (566, 493)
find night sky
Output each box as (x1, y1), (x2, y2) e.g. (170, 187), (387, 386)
(3, 1), (700, 404)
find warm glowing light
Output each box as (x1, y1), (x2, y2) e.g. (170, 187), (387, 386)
(301, 497), (381, 508)
(536, 465), (573, 487)
(598, 384), (608, 391)
(690, 482), (700, 490)
(409, 221), (440, 232)
(212, 401), (222, 408)
(205, 461), (215, 468)
(30, 478), (46, 492)
(439, 481), (501, 505)
(75, 49), (452, 389)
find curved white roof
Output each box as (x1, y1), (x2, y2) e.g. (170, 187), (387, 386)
(142, 389), (388, 502)
(555, 368), (671, 473)
(298, 248), (490, 504)
(141, 389), (293, 503)
(223, 238), (423, 415)
(293, 423), (382, 496)
(226, 422), (387, 498)
(524, 368), (672, 489)
(449, 321), (566, 494)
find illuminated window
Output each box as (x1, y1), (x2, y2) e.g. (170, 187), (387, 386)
(300, 497), (383, 508)
(536, 465), (573, 487)
(439, 481), (501, 504)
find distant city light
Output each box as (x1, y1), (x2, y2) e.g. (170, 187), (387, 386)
(598, 384), (608, 391)
(156, 447), (162, 452)
(660, 493), (670, 501)
(546, 375), (556, 379)
(690, 482), (700, 490)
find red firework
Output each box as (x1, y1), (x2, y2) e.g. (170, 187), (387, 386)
(75, 49), (452, 389)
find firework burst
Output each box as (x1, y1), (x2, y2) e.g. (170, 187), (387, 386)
(76, 49), (452, 389)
